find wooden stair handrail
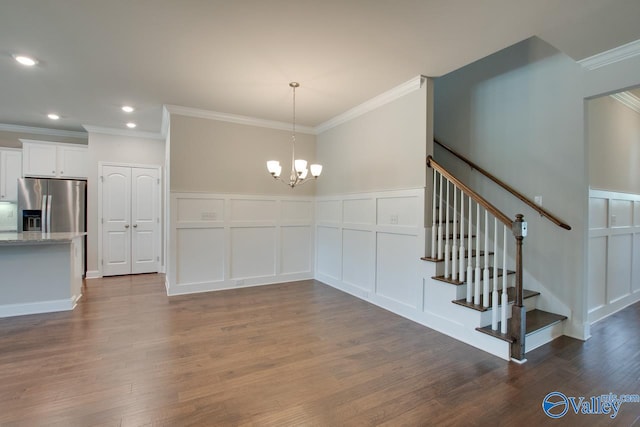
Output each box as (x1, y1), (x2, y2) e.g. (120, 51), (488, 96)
(434, 139), (571, 230)
(427, 156), (513, 228)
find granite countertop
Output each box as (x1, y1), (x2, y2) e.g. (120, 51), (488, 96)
(0, 231), (87, 245)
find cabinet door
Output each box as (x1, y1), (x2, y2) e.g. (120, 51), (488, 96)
(0, 150), (22, 201)
(58, 145), (88, 178)
(23, 143), (57, 177)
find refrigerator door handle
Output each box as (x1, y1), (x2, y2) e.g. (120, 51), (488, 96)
(41, 194), (47, 232)
(46, 194), (52, 233)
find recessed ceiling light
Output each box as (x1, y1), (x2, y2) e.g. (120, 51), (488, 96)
(126, 122), (137, 129)
(47, 113), (60, 120)
(122, 105), (134, 113)
(13, 55), (38, 66)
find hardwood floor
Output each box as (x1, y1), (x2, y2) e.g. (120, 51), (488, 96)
(0, 275), (638, 426)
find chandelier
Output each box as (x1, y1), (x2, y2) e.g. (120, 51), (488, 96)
(266, 82), (322, 187)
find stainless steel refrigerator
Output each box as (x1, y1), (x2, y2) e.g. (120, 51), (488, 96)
(17, 178), (87, 272)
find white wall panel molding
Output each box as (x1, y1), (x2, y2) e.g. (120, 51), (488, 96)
(588, 189), (640, 323)
(315, 188), (426, 308)
(168, 192), (314, 296)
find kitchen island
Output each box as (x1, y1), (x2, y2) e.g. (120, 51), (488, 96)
(0, 232), (86, 317)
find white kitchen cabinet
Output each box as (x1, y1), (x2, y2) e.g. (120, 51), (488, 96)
(21, 140), (88, 179)
(0, 148), (22, 201)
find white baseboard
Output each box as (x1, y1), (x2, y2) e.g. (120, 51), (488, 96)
(0, 298), (75, 318)
(167, 272), (313, 296)
(85, 270), (101, 279)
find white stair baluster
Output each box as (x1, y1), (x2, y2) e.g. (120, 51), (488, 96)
(437, 173), (444, 259)
(459, 191), (466, 283)
(431, 169), (437, 258)
(491, 217), (499, 330)
(444, 180), (451, 278)
(474, 203), (481, 305)
(466, 198), (473, 303)
(451, 186), (458, 281)
(501, 224), (509, 334)
(482, 210), (490, 308)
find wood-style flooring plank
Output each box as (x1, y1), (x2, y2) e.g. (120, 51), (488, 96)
(0, 274), (638, 426)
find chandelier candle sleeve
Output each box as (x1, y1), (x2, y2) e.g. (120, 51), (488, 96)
(266, 82), (322, 188)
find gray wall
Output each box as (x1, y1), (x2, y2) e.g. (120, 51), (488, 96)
(588, 94), (640, 194)
(170, 115), (317, 196)
(316, 81), (430, 196)
(434, 37), (587, 338)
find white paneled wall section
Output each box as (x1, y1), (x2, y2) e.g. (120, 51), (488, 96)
(315, 189), (426, 319)
(588, 189), (640, 323)
(167, 193), (314, 295)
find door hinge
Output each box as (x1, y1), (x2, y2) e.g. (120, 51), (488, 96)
(100, 176), (104, 182)
(101, 218), (104, 224)
(157, 256), (160, 261)
(157, 178), (160, 184)
(157, 218), (160, 223)
(101, 259), (103, 265)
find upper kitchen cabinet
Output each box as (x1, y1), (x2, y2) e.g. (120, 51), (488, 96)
(21, 140), (88, 179)
(0, 148), (22, 201)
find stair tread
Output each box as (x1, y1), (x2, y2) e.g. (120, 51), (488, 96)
(452, 288), (540, 312)
(421, 249), (492, 263)
(475, 309), (568, 343)
(431, 267), (515, 285)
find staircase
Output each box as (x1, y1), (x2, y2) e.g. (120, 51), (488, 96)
(422, 154), (568, 362)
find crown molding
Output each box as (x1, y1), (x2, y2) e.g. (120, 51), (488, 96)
(164, 105), (316, 135)
(0, 123), (87, 139)
(578, 38), (640, 71)
(315, 75), (426, 134)
(83, 125), (165, 140)
(610, 91), (640, 114)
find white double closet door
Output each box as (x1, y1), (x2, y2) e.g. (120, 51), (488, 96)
(102, 165), (160, 276)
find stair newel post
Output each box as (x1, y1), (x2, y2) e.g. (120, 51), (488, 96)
(482, 210), (490, 308)
(491, 217), (499, 330)
(500, 224), (508, 334)
(466, 199), (473, 303)
(474, 203), (481, 305)
(459, 191), (466, 283)
(438, 172), (444, 259)
(451, 186), (458, 281)
(431, 169), (437, 259)
(510, 214), (527, 361)
(444, 179), (451, 278)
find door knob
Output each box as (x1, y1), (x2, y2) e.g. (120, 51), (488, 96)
(133, 224), (138, 228)
(125, 224), (130, 228)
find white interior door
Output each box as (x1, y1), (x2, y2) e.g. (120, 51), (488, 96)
(102, 165), (132, 276)
(101, 164), (161, 277)
(131, 167), (159, 274)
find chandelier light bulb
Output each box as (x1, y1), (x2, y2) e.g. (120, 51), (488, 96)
(310, 164), (323, 177)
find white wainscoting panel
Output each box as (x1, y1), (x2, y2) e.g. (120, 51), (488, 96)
(230, 199), (277, 223)
(342, 229), (375, 292)
(316, 188), (425, 317)
(176, 227), (225, 285)
(316, 225), (342, 281)
(588, 189), (640, 323)
(168, 193), (314, 295)
(230, 227), (276, 279)
(281, 226), (312, 274)
(376, 232), (419, 307)
(343, 198), (375, 225)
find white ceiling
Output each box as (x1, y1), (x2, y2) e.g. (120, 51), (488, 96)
(1, 0), (640, 134)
